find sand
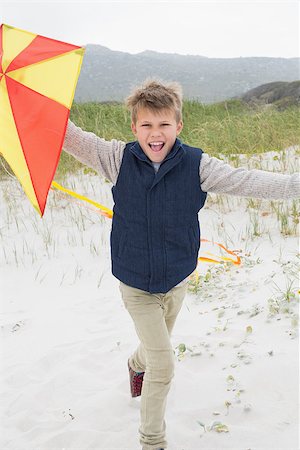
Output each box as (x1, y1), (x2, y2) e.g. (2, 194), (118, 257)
(0, 148), (299, 450)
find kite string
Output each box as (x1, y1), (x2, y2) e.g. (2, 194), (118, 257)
(0, 172), (241, 265)
(51, 181), (241, 265)
(51, 181), (113, 218)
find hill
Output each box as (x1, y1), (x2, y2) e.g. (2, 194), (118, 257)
(241, 81), (300, 109)
(74, 44), (300, 104)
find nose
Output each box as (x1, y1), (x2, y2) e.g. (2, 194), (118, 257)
(150, 127), (161, 137)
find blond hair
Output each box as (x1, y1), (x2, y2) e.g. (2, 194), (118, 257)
(125, 78), (183, 124)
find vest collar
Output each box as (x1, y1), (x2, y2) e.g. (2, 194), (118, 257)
(129, 138), (185, 190)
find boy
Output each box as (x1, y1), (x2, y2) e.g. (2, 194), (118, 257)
(63, 79), (299, 450)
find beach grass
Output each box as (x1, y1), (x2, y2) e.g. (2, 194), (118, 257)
(2, 99), (298, 179)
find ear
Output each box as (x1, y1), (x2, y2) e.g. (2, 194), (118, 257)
(131, 121), (137, 135)
(176, 120), (183, 135)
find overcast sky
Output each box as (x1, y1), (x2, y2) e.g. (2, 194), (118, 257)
(1, 1), (299, 58)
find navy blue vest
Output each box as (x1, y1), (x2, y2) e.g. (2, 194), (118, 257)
(111, 138), (207, 293)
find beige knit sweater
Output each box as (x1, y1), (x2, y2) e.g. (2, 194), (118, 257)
(63, 120), (300, 199)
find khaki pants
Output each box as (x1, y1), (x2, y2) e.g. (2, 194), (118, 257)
(119, 281), (188, 450)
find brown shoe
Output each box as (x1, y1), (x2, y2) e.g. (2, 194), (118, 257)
(128, 359), (144, 397)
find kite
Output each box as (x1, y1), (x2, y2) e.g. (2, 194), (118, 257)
(0, 23), (85, 216)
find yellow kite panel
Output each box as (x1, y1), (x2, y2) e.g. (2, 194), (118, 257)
(7, 48), (85, 109)
(2, 24), (36, 72)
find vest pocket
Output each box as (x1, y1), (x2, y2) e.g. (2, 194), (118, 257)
(117, 228), (128, 257)
(117, 231), (148, 276)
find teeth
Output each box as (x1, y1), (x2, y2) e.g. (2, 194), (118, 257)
(149, 142), (165, 153)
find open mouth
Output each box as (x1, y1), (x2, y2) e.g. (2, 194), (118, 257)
(149, 142), (165, 152)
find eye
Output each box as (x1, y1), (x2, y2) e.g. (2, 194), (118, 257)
(141, 124), (150, 127)
(161, 123), (170, 126)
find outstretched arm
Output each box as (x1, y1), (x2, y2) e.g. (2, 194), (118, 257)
(63, 120), (126, 184)
(200, 154), (300, 199)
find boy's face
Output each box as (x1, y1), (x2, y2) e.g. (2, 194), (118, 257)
(131, 108), (183, 163)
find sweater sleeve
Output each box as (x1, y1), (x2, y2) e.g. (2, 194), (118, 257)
(199, 153), (300, 199)
(62, 119), (126, 185)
